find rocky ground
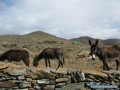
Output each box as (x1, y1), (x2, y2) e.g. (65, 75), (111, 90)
(0, 62), (120, 90)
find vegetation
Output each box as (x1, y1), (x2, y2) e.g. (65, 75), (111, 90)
(0, 31), (119, 71)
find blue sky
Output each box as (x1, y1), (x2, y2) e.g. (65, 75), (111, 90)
(0, 0), (120, 39)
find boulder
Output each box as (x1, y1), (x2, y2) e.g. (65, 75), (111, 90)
(76, 50), (89, 58)
(26, 67), (56, 80)
(42, 85), (55, 90)
(0, 81), (17, 88)
(55, 77), (71, 84)
(0, 62), (26, 76)
(82, 70), (108, 80)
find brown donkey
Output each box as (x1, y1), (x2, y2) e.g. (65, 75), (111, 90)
(0, 49), (29, 67)
(89, 39), (120, 70)
(33, 48), (65, 69)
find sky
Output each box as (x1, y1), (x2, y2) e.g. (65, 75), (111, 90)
(0, 0), (120, 39)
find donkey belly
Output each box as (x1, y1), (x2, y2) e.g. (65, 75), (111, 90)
(10, 56), (21, 62)
(106, 57), (119, 61)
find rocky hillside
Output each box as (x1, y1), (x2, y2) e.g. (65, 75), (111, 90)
(70, 36), (120, 45)
(0, 31), (72, 53)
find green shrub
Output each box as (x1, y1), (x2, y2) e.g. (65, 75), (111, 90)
(43, 40), (57, 44)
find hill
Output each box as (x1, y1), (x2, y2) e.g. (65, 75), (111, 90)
(70, 36), (120, 45)
(0, 31), (71, 52)
(70, 36), (95, 42)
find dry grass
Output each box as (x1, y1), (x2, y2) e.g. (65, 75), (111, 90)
(0, 31), (119, 71)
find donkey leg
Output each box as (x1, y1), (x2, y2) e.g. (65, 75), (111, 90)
(56, 59), (62, 69)
(48, 59), (51, 67)
(59, 59), (63, 67)
(115, 59), (119, 70)
(102, 60), (109, 70)
(45, 59), (48, 67)
(104, 59), (109, 70)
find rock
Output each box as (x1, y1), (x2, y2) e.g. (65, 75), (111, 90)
(34, 84), (42, 90)
(85, 78), (94, 82)
(76, 50), (89, 58)
(56, 68), (67, 75)
(67, 70), (85, 83)
(0, 72), (4, 76)
(0, 81), (17, 88)
(115, 73), (120, 80)
(18, 75), (25, 80)
(56, 83), (66, 88)
(28, 88), (36, 90)
(42, 85), (55, 90)
(37, 79), (50, 84)
(80, 71), (86, 81)
(114, 79), (120, 82)
(56, 68), (68, 78)
(67, 70), (77, 83)
(27, 68), (56, 79)
(83, 70), (108, 79)
(55, 83), (84, 90)
(55, 78), (71, 84)
(19, 81), (31, 88)
(26, 78), (37, 84)
(4, 64), (27, 76)
(49, 80), (55, 84)
(15, 88), (30, 90)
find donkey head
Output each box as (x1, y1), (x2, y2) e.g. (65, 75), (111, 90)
(33, 55), (39, 67)
(89, 39), (99, 60)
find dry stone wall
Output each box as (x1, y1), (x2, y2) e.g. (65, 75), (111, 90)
(0, 62), (120, 90)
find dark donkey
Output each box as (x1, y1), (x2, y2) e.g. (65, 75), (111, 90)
(0, 49), (29, 67)
(89, 39), (120, 70)
(33, 48), (65, 69)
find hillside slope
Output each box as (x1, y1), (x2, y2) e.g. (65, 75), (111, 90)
(70, 36), (120, 45)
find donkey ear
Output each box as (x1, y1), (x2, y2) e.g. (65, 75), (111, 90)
(95, 39), (99, 46)
(89, 40), (92, 46)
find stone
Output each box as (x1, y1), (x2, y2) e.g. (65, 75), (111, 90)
(26, 78), (37, 84)
(12, 68), (27, 76)
(114, 79), (120, 82)
(34, 84), (42, 90)
(19, 81), (31, 88)
(42, 85), (55, 90)
(12, 88), (30, 90)
(49, 80), (55, 84)
(56, 68), (67, 75)
(56, 83), (84, 90)
(28, 88), (36, 90)
(27, 68), (56, 79)
(37, 79), (50, 84)
(85, 78), (94, 82)
(56, 83), (66, 88)
(0, 72), (4, 76)
(18, 75), (25, 80)
(77, 50), (89, 58)
(82, 70), (108, 79)
(55, 78), (71, 84)
(75, 71), (85, 82)
(0, 81), (17, 88)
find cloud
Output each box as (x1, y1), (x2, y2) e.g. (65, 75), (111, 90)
(0, 0), (120, 39)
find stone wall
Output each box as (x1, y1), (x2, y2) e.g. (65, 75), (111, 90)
(0, 62), (120, 90)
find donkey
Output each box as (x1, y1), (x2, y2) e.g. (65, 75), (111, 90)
(89, 39), (120, 70)
(0, 49), (29, 67)
(33, 48), (65, 69)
